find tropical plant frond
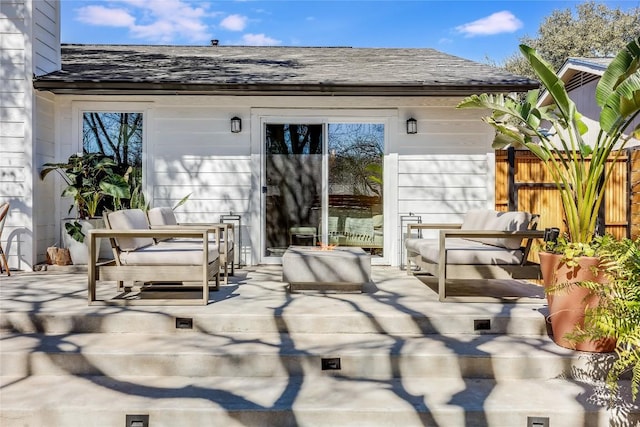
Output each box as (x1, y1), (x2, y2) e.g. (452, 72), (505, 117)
(572, 237), (640, 401)
(458, 41), (640, 244)
(519, 44), (577, 123)
(172, 193), (192, 211)
(596, 36), (640, 109)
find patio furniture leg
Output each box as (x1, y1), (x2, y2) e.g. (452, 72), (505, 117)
(0, 202), (9, 276)
(0, 247), (9, 276)
(438, 231), (447, 302)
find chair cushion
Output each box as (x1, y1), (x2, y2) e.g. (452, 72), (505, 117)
(461, 209), (531, 250)
(405, 237), (524, 265)
(372, 214), (384, 229)
(345, 217), (373, 239)
(106, 209), (154, 251)
(147, 207), (178, 226)
(118, 240), (219, 265)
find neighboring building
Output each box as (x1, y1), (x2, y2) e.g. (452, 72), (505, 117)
(1, 0), (538, 270)
(539, 56), (640, 147)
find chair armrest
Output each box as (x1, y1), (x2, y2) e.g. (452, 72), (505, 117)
(407, 222), (462, 238)
(176, 222), (234, 244)
(89, 227), (221, 241)
(439, 229), (546, 239)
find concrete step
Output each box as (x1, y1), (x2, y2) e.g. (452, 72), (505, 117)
(1, 332), (612, 381)
(1, 269), (636, 426)
(0, 309), (550, 336)
(0, 268), (551, 337)
(1, 375), (636, 427)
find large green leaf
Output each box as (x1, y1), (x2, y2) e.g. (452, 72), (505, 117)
(519, 44), (576, 123)
(61, 186), (79, 199)
(490, 127), (524, 149)
(600, 70), (640, 134)
(100, 175), (131, 199)
(616, 72), (640, 118)
(596, 36), (640, 109)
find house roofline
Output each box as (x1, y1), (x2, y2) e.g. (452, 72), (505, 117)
(538, 57), (610, 106)
(32, 80), (539, 96)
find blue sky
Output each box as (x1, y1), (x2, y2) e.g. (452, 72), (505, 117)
(60, 1), (639, 63)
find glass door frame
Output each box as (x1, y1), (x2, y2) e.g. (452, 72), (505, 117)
(256, 110), (396, 266)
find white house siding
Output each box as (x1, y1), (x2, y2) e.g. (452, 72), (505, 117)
(0, 0), (59, 270)
(397, 100), (495, 248)
(151, 103), (253, 265)
(32, 0), (59, 76)
(1, 0), (31, 271)
(34, 91), (56, 258)
(45, 94), (494, 267)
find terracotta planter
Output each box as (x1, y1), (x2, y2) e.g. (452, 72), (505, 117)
(539, 251), (616, 352)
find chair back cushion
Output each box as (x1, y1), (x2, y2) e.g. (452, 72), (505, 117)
(106, 209), (154, 251)
(461, 209), (532, 250)
(147, 207), (178, 226)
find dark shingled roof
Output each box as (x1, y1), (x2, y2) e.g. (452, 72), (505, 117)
(33, 44), (539, 95)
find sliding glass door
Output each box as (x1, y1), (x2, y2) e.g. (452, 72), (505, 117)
(264, 122), (384, 260)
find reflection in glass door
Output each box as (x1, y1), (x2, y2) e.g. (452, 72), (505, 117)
(328, 124), (384, 257)
(264, 122), (384, 258)
(264, 124), (322, 257)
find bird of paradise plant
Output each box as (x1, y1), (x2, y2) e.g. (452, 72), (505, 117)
(457, 37), (640, 247)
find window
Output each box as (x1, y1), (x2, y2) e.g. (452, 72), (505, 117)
(82, 112), (144, 208)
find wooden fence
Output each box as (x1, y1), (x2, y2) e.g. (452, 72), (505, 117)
(631, 146), (640, 240)
(495, 148), (638, 253)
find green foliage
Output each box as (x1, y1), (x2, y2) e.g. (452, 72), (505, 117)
(459, 37), (640, 245)
(64, 221), (86, 244)
(567, 237), (640, 401)
(41, 153), (132, 221)
(172, 193), (192, 211)
(542, 234), (607, 267)
(502, 1), (640, 78)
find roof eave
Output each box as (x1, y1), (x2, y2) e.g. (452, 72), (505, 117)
(32, 80), (539, 96)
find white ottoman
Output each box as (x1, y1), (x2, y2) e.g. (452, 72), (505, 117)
(282, 246), (371, 293)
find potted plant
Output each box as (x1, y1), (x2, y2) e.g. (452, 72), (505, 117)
(567, 237), (640, 400)
(457, 36), (640, 351)
(40, 152), (130, 264)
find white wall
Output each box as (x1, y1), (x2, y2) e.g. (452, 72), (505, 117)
(49, 94), (494, 266)
(0, 0), (60, 270)
(0, 0), (34, 270)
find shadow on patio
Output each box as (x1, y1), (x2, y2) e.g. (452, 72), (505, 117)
(0, 266), (637, 426)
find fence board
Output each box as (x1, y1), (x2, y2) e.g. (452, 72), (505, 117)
(496, 149), (631, 247)
(631, 147), (640, 240)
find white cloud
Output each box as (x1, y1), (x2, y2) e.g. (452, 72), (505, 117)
(75, 0), (213, 43)
(456, 11), (523, 37)
(76, 5), (136, 27)
(220, 14), (248, 31)
(240, 33), (281, 46)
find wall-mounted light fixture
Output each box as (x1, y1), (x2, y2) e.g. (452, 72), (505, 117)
(406, 117), (417, 134)
(231, 116), (242, 133)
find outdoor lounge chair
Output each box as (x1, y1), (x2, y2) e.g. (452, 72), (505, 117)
(0, 202), (9, 276)
(405, 209), (545, 302)
(147, 206), (235, 284)
(87, 208), (221, 305)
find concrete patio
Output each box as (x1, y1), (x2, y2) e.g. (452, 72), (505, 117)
(0, 266), (638, 426)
